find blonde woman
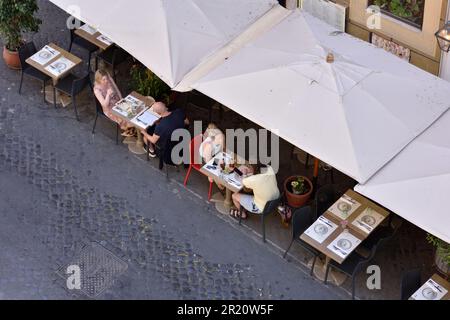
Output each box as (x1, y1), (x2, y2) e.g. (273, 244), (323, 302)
(93, 69), (134, 136)
(199, 123), (225, 163)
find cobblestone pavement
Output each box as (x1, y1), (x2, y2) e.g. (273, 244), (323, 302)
(0, 0), (345, 300)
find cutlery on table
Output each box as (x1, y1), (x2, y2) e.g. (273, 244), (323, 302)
(319, 217), (333, 228)
(357, 220), (372, 232)
(428, 280), (442, 293)
(333, 245), (348, 256)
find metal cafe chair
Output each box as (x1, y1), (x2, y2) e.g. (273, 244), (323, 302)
(53, 73), (92, 121)
(283, 206), (320, 276)
(95, 46), (129, 81)
(150, 137), (181, 180)
(68, 29), (99, 73)
(18, 42), (52, 103)
(183, 134), (214, 201)
(313, 184), (341, 221)
(325, 244), (379, 300)
(92, 95), (119, 145)
(239, 197), (281, 243)
(400, 269), (422, 300)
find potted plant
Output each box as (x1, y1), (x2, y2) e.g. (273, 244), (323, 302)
(427, 234), (450, 277)
(0, 0), (41, 69)
(130, 63), (172, 102)
(283, 175), (313, 208)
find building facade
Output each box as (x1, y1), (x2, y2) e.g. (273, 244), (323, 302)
(280, 0), (449, 77)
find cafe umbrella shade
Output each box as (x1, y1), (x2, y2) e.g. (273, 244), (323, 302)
(49, 0), (278, 88)
(355, 109), (450, 244)
(192, 10), (450, 184)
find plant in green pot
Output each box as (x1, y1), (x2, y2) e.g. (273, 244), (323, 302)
(427, 234), (450, 277)
(283, 175), (313, 208)
(0, 0), (42, 69)
(130, 63), (172, 103)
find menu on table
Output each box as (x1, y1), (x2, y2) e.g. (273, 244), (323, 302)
(29, 45), (60, 65)
(304, 216), (338, 244)
(131, 108), (160, 129)
(351, 207), (384, 234)
(327, 230), (361, 259)
(45, 56), (75, 77)
(411, 279), (448, 300)
(328, 194), (361, 220)
(113, 95), (146, 120)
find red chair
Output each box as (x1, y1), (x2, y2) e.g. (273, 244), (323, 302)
(183, 134), (213, 200)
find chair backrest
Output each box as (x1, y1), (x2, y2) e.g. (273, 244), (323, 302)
(292, 206), (314, 237)
(18, 42), (37, 68)
(314, 184), (340, 221)
(72, 74), (91, 96)
(190, 134), (203, 166)
(112, 47), (129, 65)
(400, 269), (421, 300)
(262, 198), (281, 215)
(93, 92), (105, 115)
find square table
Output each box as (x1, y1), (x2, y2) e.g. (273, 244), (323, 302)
(111, 91), (157, 154)
(26, 43), (82, 83)
(300, 189), (390, 285)
(200, 152), (244, 215)
(26, 43), (82, 105)
(75, 24), (114, 51)
(410, 274), (450, 300)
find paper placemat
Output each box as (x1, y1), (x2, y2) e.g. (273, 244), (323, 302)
(328, 194), (361, 220)
(304, 216), (338, 244)
(97, 34), (113, 46)
(327, 230), (361, 259)
(29, 45), (60, 65)
(79, 24), (97, 35)
(412, 279), (448, 300)
(351, 207), (384, 234)
(45, 56), (75, 77)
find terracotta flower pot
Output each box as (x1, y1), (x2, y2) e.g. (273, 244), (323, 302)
(3, 46), (21, 70)
(284, 176), (313, 208)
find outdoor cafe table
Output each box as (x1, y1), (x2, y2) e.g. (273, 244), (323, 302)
(75, 24), (114, 51)
(300, 189), (390, 286)
(111, 92), (157, 154)
(410, 274), (450, 300)
(200, 152), (243, 215)
(26, 43), (82, 105)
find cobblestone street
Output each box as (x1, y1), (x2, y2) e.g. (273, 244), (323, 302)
(0, 0), (346, 300)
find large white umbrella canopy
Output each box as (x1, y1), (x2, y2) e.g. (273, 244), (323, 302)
(355, 109), (450, 243)
(49, 0), (278, 88)
(192, 10), (450, 183)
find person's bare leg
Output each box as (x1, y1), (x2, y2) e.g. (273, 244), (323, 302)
(232, 193), (241, 210)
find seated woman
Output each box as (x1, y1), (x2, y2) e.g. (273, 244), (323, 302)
(93, 69), (134, 136)
(199, 123), (225, 163)
(230, 164), (280, 219)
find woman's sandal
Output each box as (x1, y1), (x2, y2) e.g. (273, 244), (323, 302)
(229, 208), (240, 219)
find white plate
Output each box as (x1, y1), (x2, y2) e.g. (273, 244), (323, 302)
(39, 51), (51, 59)
(314, 224), (328, 235)
(361, 215), (376, 226)
(337, 201), (351, 213)
(337, 238), (352, 250)
(422, 287), (437, 300)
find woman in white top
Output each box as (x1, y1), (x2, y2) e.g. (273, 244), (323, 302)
(199, 123), (225, 163)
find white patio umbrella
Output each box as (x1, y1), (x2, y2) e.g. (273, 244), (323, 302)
(49, 0), (278, 88)
(192, 10), (450, 183)
(355, 109), (450, 243)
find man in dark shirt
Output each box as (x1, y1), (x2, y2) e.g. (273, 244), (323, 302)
(141, 102), (189, 161)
